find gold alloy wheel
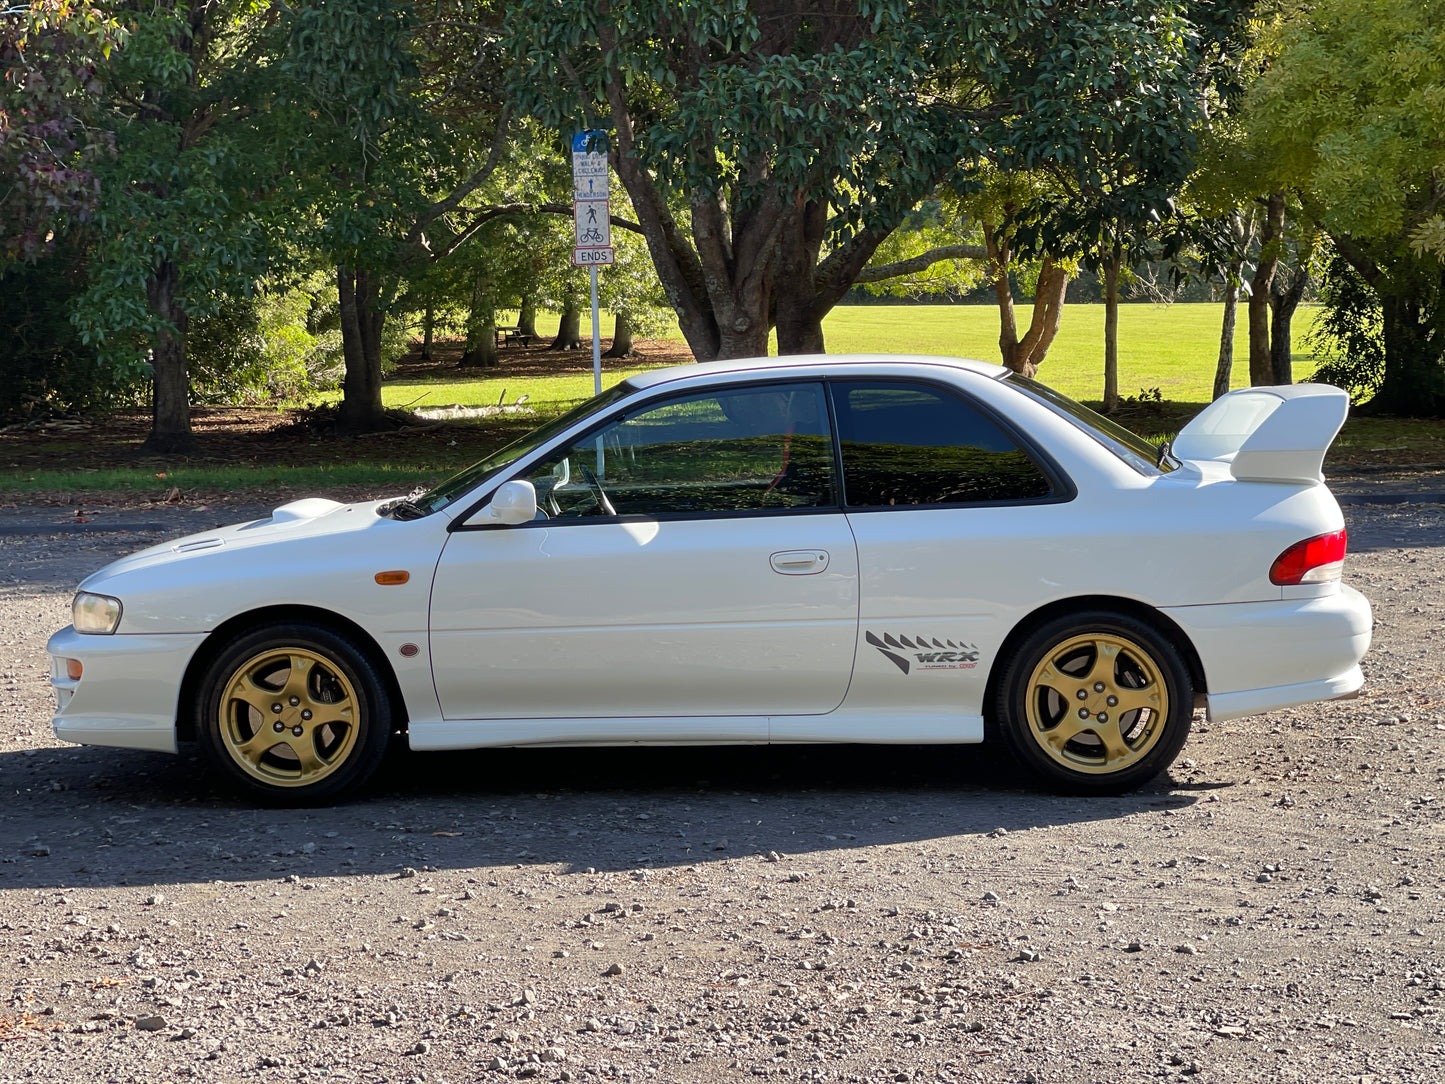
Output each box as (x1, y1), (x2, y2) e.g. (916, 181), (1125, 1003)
(1023, 631), (1170, 775)
(218, 647), (361, 788)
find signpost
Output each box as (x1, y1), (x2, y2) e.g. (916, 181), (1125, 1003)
(571, 131), (613, 396)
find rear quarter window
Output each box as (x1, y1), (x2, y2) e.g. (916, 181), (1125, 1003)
(830, 381), (1057, 507)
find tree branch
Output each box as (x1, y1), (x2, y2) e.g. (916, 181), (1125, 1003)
(852, 242), (988, 284)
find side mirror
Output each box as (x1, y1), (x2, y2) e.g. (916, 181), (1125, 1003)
(479, 479), (537, 525)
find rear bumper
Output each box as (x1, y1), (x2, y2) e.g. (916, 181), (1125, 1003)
(1162, 585), (1373, 723)
(46, 625), (205, 754)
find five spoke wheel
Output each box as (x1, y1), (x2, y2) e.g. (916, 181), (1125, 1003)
(197, 625), (392, 804)
(997, 611), (1192, 793)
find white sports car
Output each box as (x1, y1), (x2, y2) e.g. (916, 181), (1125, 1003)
(47, 355), (1372, 803)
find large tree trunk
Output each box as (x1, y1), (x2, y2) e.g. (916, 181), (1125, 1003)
(549, 298), (582, 350)
(459, 275), (498, 368)
(1102, 242), (1122, 413)
(517, 297), (539, 339)
(421, 301), (435, 360)
(1269, 255), (1312, 386)
(602, 311), (633, 358)
(983, 224), (1068, 377)
(774, 198), (828, 355)
(336, 264), (389, 433)
(142, 259), (197, 455)
(1249, 191), (1287, 386)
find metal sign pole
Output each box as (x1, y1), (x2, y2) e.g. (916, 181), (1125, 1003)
(592, 264), (603, 476)
(591, 264), (601, 397)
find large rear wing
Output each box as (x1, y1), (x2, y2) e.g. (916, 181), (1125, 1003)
(1171, 384), (1349, 485)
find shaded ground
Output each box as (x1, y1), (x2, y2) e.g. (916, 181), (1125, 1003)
(0, 339), (692, 482)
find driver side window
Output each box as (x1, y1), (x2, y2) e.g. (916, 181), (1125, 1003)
(520, 382), (835, 519)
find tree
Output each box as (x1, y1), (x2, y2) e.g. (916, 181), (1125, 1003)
(282, 0), (526, 430)
(1246, 0), (1445, 414)
(66, 0), (286, 453)
(511, 0), (1225, 364)
(1, 1), (121, 261)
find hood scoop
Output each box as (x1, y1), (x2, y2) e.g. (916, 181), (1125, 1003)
(270, 498), (346, 525)
(174, 537), (224, 553)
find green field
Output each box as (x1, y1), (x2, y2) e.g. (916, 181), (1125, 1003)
(357, 302), (1322, 415)
(813, 302), (1323, 403)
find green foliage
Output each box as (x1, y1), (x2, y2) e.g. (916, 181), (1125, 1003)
(1245, 0), (1445, 412)
(189, 278), (347, 404)
(1307, 253), (1386, 403)
(859, 201), (990, 299)
(0, 242), (141, 420)
(68, 2), (284, 370)
(0, 1), (125, 261)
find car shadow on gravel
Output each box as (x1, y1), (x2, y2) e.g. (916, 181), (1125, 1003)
(0, 741), (1196, 892)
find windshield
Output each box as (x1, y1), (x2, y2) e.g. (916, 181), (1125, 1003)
(411, 383), (635, 515)
(1003, 373), (1176, 476)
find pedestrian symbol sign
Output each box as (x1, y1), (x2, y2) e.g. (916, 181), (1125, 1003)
(573, 199), (611, 249)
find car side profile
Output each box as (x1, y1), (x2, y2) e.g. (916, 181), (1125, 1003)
(47, 355), (1373, 803)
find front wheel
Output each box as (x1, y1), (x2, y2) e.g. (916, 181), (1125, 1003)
(196, 624), (393, 805)
(995, 610), (1193, 794)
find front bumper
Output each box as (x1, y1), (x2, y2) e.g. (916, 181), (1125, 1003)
(46, 625), (208, 753)
(1163, 584), (1373, 723)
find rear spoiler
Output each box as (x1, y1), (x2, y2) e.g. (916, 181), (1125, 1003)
(1171, 384), (1348, 485)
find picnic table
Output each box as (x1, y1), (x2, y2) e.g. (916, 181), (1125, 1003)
(495, 325), (532, 347)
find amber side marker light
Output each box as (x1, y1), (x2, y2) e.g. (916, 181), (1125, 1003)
(66, 659), (83, 680)
(374, 571), (410, 586)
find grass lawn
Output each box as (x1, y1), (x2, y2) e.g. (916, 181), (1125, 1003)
(348, 302), (1321, 415)
(815, 302), (1325, 403)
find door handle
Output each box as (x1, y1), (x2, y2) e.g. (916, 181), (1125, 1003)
(770, 549), (830, 575)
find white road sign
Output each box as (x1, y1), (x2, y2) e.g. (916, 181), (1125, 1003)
(573, 247), (615, 266)
(573, 199), (611, 248)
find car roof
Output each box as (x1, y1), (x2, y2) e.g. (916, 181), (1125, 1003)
(624, 353), (1009, 392)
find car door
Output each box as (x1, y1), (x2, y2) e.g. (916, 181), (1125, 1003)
(827, 379), (1072, 719)
(428, 380), (859, 723)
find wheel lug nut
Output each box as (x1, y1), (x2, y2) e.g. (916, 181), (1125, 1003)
(1107, 696), (1118, 707)
(292, 725), (304, 737)
(1078, 708), (1090, 719)
(301, 710), (312, 721)
(1093, 682), (1105, 693)
(289, 696), (300, 706)
(273, 721), (285, 733)
(271, 703), (283, 714)
(1097, 712), (1109, 723)
(1076, 689), (1088, 700)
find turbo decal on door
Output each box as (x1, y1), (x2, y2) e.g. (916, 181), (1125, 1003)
(865, 631), (981, 675)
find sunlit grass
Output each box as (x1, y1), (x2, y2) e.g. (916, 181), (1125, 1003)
(810, 302), (1325, 404)
(0, 462), (447, 495)
(331, 302), (1322, 414)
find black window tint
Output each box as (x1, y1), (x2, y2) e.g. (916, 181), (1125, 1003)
(523, 383), (834, 518)
(831, 381), (1053, 506)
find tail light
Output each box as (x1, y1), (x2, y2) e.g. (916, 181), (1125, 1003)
(1270, 529), (1347, 585)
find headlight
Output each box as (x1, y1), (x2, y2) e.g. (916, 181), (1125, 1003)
(73, 592), (123, 634)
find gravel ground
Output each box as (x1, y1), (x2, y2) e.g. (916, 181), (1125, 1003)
(1, 493), (1443, 1084)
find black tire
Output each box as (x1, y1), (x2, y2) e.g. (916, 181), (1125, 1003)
(196, 623), (393, 805)
(994, 610), (1193, 794)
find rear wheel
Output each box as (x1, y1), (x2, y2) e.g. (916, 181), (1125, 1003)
(996, 610), (1193, 793)
(196, 624), (392, 805)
